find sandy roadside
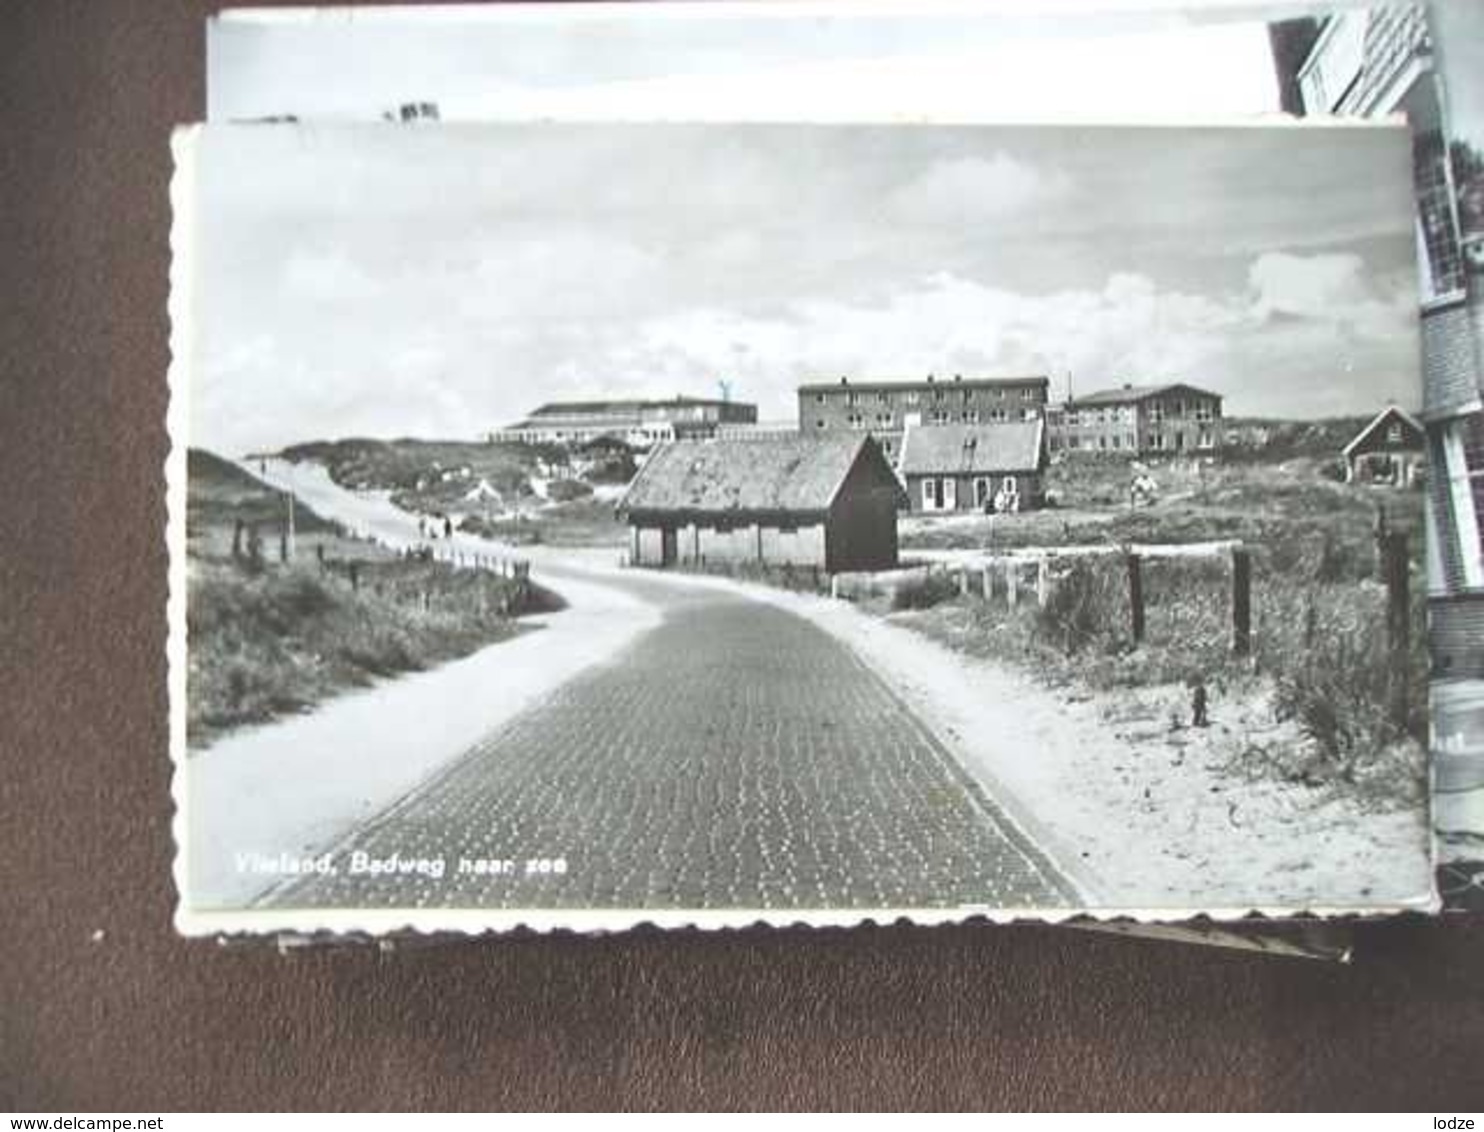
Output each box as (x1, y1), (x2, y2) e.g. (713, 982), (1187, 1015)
(614, 570), (1435, 915)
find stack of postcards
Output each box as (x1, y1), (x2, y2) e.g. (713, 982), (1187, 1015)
(167, 0), (1484, 959)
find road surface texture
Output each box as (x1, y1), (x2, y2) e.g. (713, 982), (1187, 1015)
(263, 570), (1074, 911)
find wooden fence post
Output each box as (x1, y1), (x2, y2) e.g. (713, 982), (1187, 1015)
(981, 565), (992, 602)
(1230, 547), (1251, 657)
(1036, 558), (1050, 609)
(958, 568), (970, 597)
(1127, 551), (1145, 646)
(1383, 532), (1411, 728)
(1006, 561), (1019, 608)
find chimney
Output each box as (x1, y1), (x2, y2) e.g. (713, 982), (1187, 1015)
(927, 373), (935, 383)
(954, 374), (962, 382)
(839, 376), (848, 386)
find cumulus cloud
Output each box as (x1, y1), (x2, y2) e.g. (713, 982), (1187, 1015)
(1247, 250), (1415, 342)
(628, 266), (1416, 420)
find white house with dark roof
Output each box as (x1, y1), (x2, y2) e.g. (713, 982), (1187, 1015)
(618, 433), (907, 572)
(897, 420), (1047, 513)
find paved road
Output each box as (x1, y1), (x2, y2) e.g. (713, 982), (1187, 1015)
(262, 569), (1074, 911)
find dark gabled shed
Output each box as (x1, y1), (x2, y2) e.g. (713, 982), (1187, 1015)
(618, 434), (906, 573)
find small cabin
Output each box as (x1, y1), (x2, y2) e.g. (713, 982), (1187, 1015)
(1342, 406), (1426, 487)
(898, 421), (1047, 513)
(617, 434), (907, 574)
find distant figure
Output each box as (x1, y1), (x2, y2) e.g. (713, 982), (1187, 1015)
(444, 515), (453, 539)
(1130, 471), (1159, 508)
(1191, 678), (1209, 729)
(417, 517), (427, 539)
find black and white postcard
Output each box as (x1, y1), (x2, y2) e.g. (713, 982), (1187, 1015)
(168, 115), (1437, 934)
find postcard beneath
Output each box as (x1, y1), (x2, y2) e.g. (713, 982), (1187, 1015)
(168, 118), (1437, 935)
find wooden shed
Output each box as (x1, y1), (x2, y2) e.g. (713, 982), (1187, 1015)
(898, 420), (1047, 513)
(618, 434), (907, 573)
(1343, 406), (1425, 486)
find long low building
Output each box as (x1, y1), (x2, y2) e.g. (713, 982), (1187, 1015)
(491, 395), (758, 447)
(618, 434), (907, 573)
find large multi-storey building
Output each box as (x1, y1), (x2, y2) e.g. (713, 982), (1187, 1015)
(491, 395), (758, 447)
(797, 374), (1049, 460)
(1052, 383), (1223, 456)
(1272, 6), (1484, 678)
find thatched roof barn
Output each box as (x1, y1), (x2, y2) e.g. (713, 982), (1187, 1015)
(618, 434), (906, 573)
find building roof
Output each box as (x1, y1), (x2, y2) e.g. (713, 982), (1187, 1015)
(797, 375), (1049, 394)
(529, 396), (746, 418)
(619, 434), (903, 518)
(897, 421), (1045, 476)
(1342, 405), (1426, 457)
(1070, 382), (1221, 407)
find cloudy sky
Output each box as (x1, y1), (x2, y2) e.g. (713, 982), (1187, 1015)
(185, 120), (1419, 454)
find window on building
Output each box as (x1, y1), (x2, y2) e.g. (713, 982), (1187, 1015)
(1149, 403), (1164, 424)
(877, 391), (890, 403)
(1112, 435), (1121, 450)
(816, 419), (826, 429)
(1172, 399), (1185, 417)
(961, 389), (973, 404)
(1388, 422), (1403, 444)
(815, 392), (826, 404)
(847, 391), (860, 406)
(1022, 409), (1038, 422)
(904, 391), (920, 405)
(847, 413), (866, 429)
(876, 413), (894, 428)
(1099, 436), (1107, 450)
(1151, 433), (1166, 450)
(1416, 131), (1467, 301)
(922, 478), (938, 510)
(1195, 402), (1213, 422)
(1175, 432), (1186, 450)
(963, 410), (979, 424)
(933, 388), (946, 402)
(1197, 429), (1214, 450)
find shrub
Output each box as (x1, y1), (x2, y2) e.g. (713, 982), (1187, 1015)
(1269, 587), (1427, 775)
(547, 478), (594, 503)
(1034, 558), (1124, 655)
(890, 570), (961, 611)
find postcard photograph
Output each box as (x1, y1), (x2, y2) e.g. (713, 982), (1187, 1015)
(170, 119), (1436, 933)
